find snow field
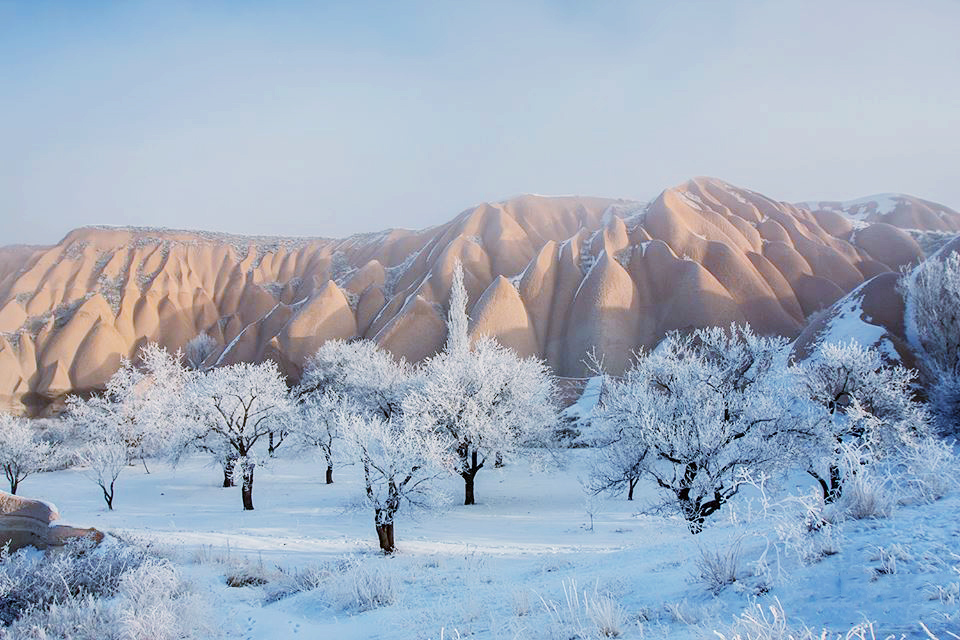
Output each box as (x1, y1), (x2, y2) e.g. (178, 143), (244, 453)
(15, 448), (960, 640)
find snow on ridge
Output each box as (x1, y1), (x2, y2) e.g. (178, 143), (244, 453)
(797, 194), (905, 220)
(815, 284), (900, 362)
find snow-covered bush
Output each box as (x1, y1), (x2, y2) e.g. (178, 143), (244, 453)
(177, 360), (293, 510)
(900, 249), (960, 434)
(799, 340), (931, 502)
(591, 325), (803, 533)
(77, 439), (128, 510)
(697, 538), (743, 595)
(0, 412), (54, 494)
(901, 437), (959, 504)
(340, 412), (450, 553)
(184, 331), (218, 371)
(538, 579), (626, 639)
(830, 445), (894, 521)
(713, 598), (880, 640)
(405, 262), (558, 505)
(0, 537), (219, 640)
(323, 561), (398, 612)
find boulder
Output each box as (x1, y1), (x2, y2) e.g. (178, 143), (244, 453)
(0, 491), (102, 552)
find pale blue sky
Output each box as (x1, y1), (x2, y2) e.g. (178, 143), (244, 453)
(2, 1), (958, 245)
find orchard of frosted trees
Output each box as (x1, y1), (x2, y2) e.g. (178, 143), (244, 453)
(2, 254), (959, 550)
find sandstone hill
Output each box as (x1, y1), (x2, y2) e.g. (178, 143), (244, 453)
(2, 177), (957, 414)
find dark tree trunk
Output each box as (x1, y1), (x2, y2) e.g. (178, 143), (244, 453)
(494, 452), (504, 468)
(223, 454), (237, 488)
(102, 481), (115, 510)
(375, 523), (395, 554)
(461, 448), (482, 505)
(463, 471), (476, 505)
(686, 515), (704, 534)
(6, 466), (18, 494)
(241, 462), (255, 511)
(627, 477), (637, 501)
(268, 432), (275, 456)
(325, 465), (334, 485)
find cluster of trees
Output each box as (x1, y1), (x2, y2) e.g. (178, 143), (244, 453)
(587, 250), (960, 534)
(590, 326), (940, 533)
(0, 263), (557, 553)
(3, 251), (956, 547)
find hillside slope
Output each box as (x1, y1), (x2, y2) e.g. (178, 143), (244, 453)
(2, 178), (957, 414)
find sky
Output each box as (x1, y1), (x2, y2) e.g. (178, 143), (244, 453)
(1, 0), (958, 246)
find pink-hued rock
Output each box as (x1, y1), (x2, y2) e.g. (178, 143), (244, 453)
(0, 491), (102, 552)
(2, 177), (958, 413)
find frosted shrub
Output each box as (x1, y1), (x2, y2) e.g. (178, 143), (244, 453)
(697, 539), (743, 595)
(713, 598), (880, 640)
(0, 538), (220, 639)
(833, 447), (894, 521)
(901, 437), (959, 504)
(0, 536), (151, 622)
(323, 561), (397, 612)
(587, 593), (626, 638)
(539, 579), (626, 639)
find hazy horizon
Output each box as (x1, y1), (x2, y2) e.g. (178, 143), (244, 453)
(3, 0), (959, 246)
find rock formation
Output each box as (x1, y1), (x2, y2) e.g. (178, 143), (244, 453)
(1, 177), (957, 414)
(0, 490), (103, 552)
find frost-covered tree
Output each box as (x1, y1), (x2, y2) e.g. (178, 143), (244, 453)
(900, 249), (960, 433)
(77, 439), (128, 510)
(180, 361), (292, 510)
(292, 389), (349, 484)
(340, 412), (449, 553)
(184, 332), (218, 371)
(300, 338), (413, 422)
(588, 419), (646, 501)
(0, 412), (54, 495)
(406, 263), (558, 505)
(68, 343), (188, 473)
(592, 325), (802, 533)
(800, 340), (931, 501)
(297, 338), (414, 485)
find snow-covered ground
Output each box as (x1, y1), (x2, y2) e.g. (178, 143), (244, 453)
(17, 450), (960, 639)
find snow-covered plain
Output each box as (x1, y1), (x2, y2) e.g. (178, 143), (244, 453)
(18, 448), (960, 639)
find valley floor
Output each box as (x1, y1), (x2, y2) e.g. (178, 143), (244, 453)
(20, 449), (960, 639)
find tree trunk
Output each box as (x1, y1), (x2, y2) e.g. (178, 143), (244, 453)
(686, 516), (704, 534)
(325, 465), (334, 484)
(102, 482), (115, 510)
(826, 464), (843, 503)
(627, 477), (637, 501)
(141, 456), (151, 474)
(223, 454), (237, 488)
(375, 523), (395, 553)
(6, 466), (18, 494)
(462, 448), (481, 505)
(241, 462), (255, 511)
(494, 452), (504, 468)
(268, 432), (275, 456)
